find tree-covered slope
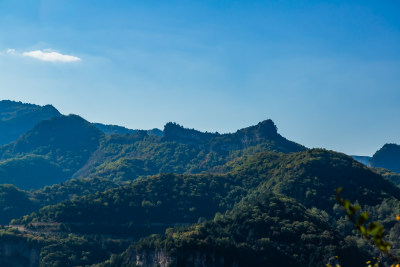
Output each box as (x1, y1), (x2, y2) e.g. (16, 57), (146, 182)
(98, 192), (368, 267)
(17, 173), (240, 237)
(76, 120), (306, 180)
(0, 115), (104, 189)
(0, 177), (120, 225)
(0, 100), (61, 145)
(0, 184), (39, 225)
(6, 148), (400, 266)
(0, 155), (66, 189)
(370, 143), (400, 173)
(16, 149), (400, 239)
(233, 149), (400, 212)
(372, 167), (400, 187)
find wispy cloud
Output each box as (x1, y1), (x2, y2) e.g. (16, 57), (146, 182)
(7, 49), (16, 55)
(22, 50), (81, 62)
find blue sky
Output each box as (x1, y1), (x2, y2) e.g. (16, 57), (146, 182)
(0, 0), (399, 155)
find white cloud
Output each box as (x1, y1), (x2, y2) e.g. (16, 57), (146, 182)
(7, 49), (16, 55)
(22, 50), (81, 62)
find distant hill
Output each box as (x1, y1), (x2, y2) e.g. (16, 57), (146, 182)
(351, 155), (370, 166)
(0, 115), (104, 189)
(0, 100), (61, 145)
(370, 143), (400, 173)
(94, 123), (163, 137)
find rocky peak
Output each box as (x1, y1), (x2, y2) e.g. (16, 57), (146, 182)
(163, 122), (218, 144)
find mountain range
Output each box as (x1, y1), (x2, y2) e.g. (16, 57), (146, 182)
(0, 100), (399, 266)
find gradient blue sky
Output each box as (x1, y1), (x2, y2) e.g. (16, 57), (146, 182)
(1, 0), (399, 155)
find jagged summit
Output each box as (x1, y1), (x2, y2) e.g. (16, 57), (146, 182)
(233, 119), (278, 138)
(163, 119), (304, 153)
(163, 122), (219, 143)
(163, 119), (277, 140)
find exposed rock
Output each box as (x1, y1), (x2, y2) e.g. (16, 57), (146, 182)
(0, 238), (40, 267)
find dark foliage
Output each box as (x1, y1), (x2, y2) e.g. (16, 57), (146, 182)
(0, 100), (61, 145)
(98, 192), (371, 267)
(94, 123), (162, 137)
(0, 115), (104, 189)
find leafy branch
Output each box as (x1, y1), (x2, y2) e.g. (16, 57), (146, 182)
(336, 187), (400, 265)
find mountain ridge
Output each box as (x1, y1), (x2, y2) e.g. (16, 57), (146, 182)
(0, 100), (61, 145)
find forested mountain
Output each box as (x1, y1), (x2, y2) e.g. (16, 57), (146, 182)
(4, 149), (399, 266)
(0, 108), (305, 190)
(0, 177), (120, 225)
(1, 100), (400, 266)
(75, 120), (305, 181)
(233, 149), (400, 211)
(0, 100), (61, 145)
(370, 143), (400, 173)
(163, 119), (305, 153)
(98, 193), (366, 267)
(0, 115), (103, 189)
(17, 150), (400, 232)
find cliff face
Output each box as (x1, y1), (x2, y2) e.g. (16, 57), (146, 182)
(130, 249), (174, 267)
(0, 239), (40, 267)
(124, 248), (238, 267)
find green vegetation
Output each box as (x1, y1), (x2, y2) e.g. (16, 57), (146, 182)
(0, 114), (305, 190)
(0, 115), (104, 189)
(18, 150), (400, 230)
(98, 192), (370, 267)
(0, 155), (67, 190)
(0, 177), (120, 225)
(80, 120), (305, 181)
(0, 100), (61, 145)
(8, 149), (400, 266)
(0, 226), (129, 267)
(0, 184), (39, 225)
(2, 108), (400, 266)
(373, 167), (400, 187)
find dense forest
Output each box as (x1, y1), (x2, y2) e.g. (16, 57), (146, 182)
(0, 100), (400, 266)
